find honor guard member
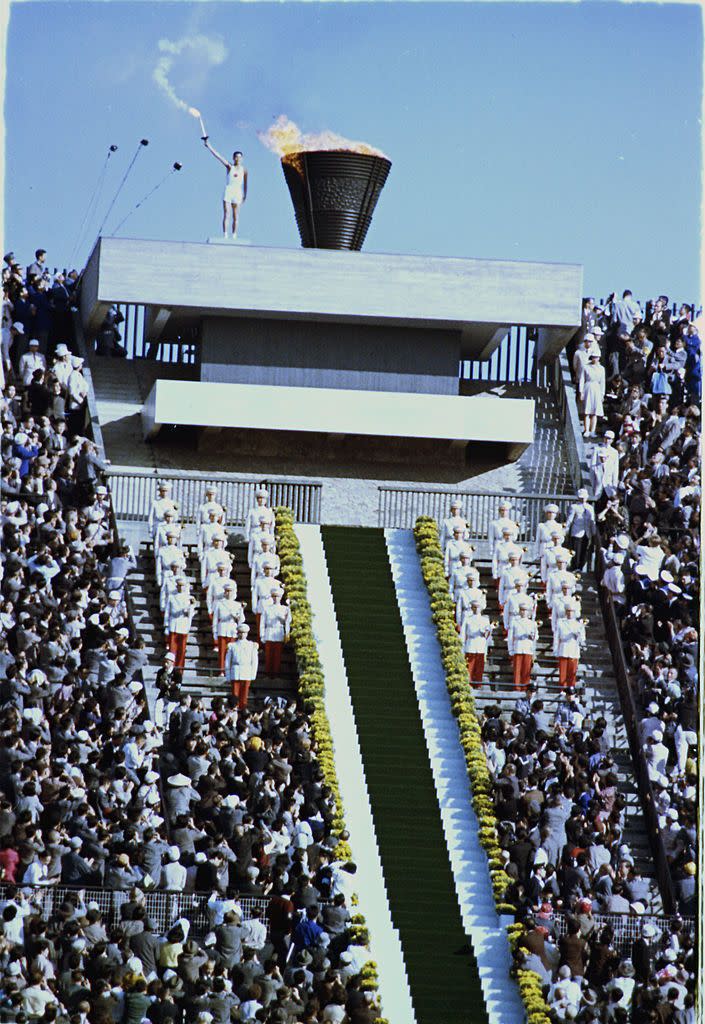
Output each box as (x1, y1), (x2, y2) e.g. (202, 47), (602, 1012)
(260, 584), (291, 677)
(489, 500), (519, 557)
(565, 489), (596, 571)
(206, 561), (234, 618)
(440, 500), (468, 551)
(252, 562), (281, 639)
(444, 525), (474, 580)
(492, 526), (523, 587)
(156, 531), (186, 588)
(550, 579), (581, 634)
(248, 512), (276, 567)
(164, 577), (196, 670)
(251, 535), (280, 592)
(245, 487), (275, 542)
(546, 552), (577, 611)
(507, 598), (539, 691)
(553, 601), (586, 689)
(201, 535), (232, 590)
(154, 508), (182, 558)
(198, 507), (226, 560)
(542, 538), (573, 589)
(449, 550), (475, 602)
(196, 484), (226, 530)
(160, 559), (184, 614)
(212, 581), (246, 672)
(540, 529), (567, 585)
(498, 550), (524, 609)
(455, 568), (486, 627)
(461, 597), (494, 687)
(224, 623), (259, 709)
(503, 572), (534, 633)
(601, 551), (626, 610)
(536, 504), (565, 562)
(149, 480), (179, 539)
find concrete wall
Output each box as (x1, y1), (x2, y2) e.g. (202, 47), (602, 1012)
(200, 317), (460, 394)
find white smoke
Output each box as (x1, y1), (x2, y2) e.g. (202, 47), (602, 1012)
(153, 35), (227, 113)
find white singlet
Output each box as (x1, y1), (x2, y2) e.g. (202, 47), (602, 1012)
(224, 164), (245, 205)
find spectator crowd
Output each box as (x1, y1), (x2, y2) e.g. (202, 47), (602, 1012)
(0, 248), (380, 1023)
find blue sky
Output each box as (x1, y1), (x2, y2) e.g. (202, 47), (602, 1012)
(3, 2), (702, 304)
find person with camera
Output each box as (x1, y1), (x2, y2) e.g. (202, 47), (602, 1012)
(95, 305), (127, 356)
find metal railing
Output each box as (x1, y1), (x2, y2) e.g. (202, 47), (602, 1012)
(0, 885), (270, 939)
(551, 910), (694, 955)
(551, 350), (591, 492)
(88, 302), (199, 363)
(106, 468), (323, 525)
(378, 486), (577, 534)
(461, 325), (550, 386)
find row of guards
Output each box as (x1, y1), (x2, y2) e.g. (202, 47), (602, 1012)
(149, 481), (290, 709)
(441, 496), (596, 691)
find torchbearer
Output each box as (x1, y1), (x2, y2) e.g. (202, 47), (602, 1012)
(250, 535), (280, 592)
(248, 513), (276, 567)
(164, 577), (195, 670)
(245, 487), (275, 542)
(553, 601), (586, 690)
(507, 598), (539, 691)
(201, 535), (232, 590)
(260, 585), (291, 678)
(252, 562), (280, 640)
(212, 582), (245, 672)
(444, 525), (474, 580)
(196, 485), (225, 530)
(224, 623), (259, 709)
(157, 531), (186, 588)
(149, 480), (179, 539)
(461, 597), (494, 687)
(202, 139), (248, 240)
(489, 500), (520, 557)
(440, 500), (468, 550)
(492, 526), (523, 587)
(206, 561), (234, 618)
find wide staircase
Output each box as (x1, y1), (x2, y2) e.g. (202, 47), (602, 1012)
(471, 548), (662, 910)
(321, 526), (487, 1024)
(127, 536), (297, 701)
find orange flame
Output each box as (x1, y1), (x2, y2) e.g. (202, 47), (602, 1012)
(258, 115), (387, 159)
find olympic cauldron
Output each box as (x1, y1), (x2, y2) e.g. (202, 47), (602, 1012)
(281, 150), (392, 251)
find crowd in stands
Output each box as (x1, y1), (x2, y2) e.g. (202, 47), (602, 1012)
(0, 249), (379, 1023)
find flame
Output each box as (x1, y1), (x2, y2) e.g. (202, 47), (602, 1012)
(188, 107), (201, 118)
(258, 115), (387, 159)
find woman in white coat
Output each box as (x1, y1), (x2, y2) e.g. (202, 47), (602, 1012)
(581, 353), (606, 438)
(553, 602), (586, 690)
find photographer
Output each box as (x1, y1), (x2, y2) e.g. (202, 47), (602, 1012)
(95, 304), (127, 357)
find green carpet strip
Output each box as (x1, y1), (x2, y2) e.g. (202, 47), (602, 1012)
(321, 527), (489, 1024)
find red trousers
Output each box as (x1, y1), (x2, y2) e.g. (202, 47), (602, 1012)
(216, 636), (231, 673)
(558, 657), (578, 688)
(168, 632), (187, 670)
(465, 652), (485, 684)
(232, 678), (251, 710)
(512, 653), (533, 691)
(265, 641), (283, 676)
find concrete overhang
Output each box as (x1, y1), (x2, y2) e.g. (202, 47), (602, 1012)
(81, 237), (583, 361)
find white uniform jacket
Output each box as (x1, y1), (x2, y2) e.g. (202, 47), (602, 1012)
(196, 499), (225, 530)
(441, 514), (469, 550)
(461, 613), (492, 655)
(251, 550), (281, 591)
(553, 618), (586, 659)
(499, 564), (524, 608)
(154, 520), (182, 557)
(164, 592), (195, 636)
(602, 565), (626, 604)
(207, 575), (235, 616)
(551, 592), (581, 634)
(503, 589), (535, 632)
(198, 520), (226, 559)
(492, 539), (523, 581)
(489, 516), (519, 555)
(541, 544), (572, 584)
(566, 502), (596, 540)
(444, 538), (474, 578)
(224, 638), (259, 681)
(456, 586), (486, 625)
(201, 547), (232, 588)
(148, 495), (179, 538)
(252, 576), (281, 615)
(246, 505), (275, 542)
(536, 519), (565, 560)
(248, 525), (276, 566)
(546, 568), (577, 609)
(157, 544), (186, 587)
(260, 603), (291, 643)
(212, 597), (245, 639)
(507, 618), (538, 657)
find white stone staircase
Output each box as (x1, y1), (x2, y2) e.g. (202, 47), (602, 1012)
(295, 525), (416, 1024)
(385, 528), (526, 1024)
